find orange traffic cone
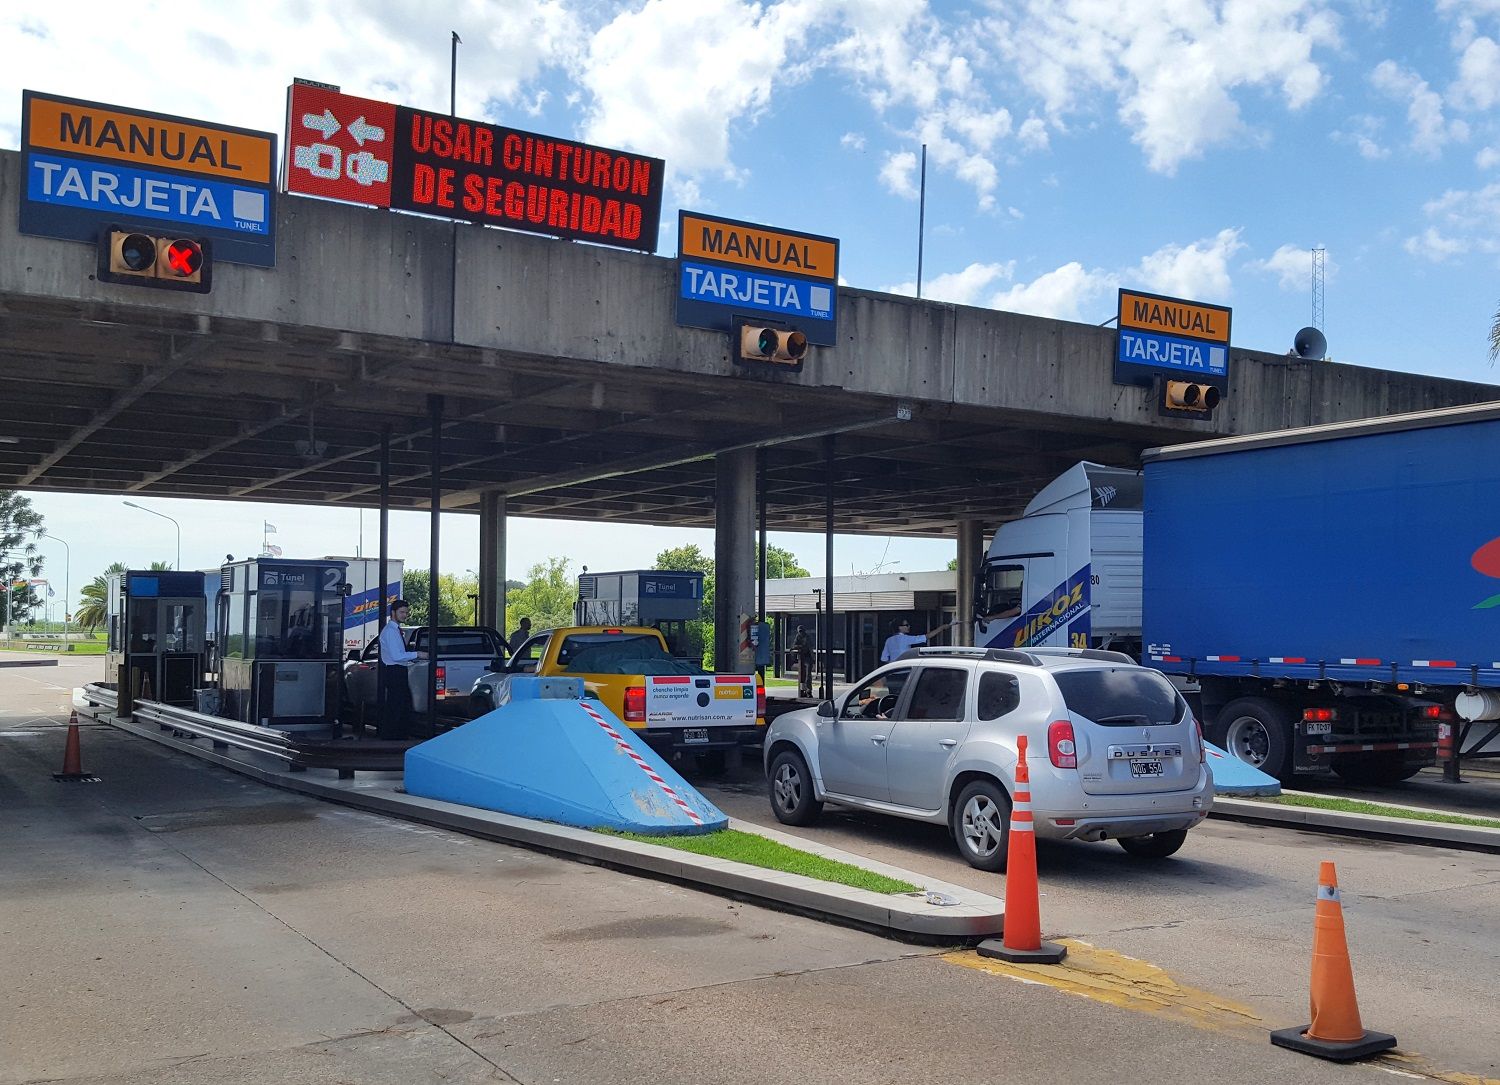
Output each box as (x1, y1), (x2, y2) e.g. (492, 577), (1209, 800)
(1270, 861), (1395, 1061)
(977, 734), (1066, 964)
(53, 710), (99, 783)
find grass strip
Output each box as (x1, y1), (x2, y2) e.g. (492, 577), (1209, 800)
(1253, 794), (1500, 830)
(600, 827), (922, 894)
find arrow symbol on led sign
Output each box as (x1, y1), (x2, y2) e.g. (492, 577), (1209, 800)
(301, 109), (340, 140)
(348, 116), (386, 146)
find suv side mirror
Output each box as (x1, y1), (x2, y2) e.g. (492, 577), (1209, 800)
(346, 649), (360, 663)
(490, 656), (506, 672)
(816, 699), (836, 718)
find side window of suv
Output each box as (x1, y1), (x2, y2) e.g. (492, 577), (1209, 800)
(977, 671), (1021, 720)
(842, 668), (911, 720)
(509, 634), (550, 673)
(904, 667), (968, 721)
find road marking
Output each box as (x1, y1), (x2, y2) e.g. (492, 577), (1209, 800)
(943, 939), (1263, 1036)
(944, 941), (1500, 1083)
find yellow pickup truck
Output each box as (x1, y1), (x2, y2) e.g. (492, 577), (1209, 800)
(469, 625), (765, 768)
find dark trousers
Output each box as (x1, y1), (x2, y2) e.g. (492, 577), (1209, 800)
(378, 663), (413, 740)
(797, 656), (813, 697)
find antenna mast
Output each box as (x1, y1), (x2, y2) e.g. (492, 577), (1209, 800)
(1311, 246), (1326, 331)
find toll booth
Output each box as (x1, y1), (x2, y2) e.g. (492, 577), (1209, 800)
(105, 570), (213, 707)
(575, 569), (704, 659)
(216, 558), (349, 729)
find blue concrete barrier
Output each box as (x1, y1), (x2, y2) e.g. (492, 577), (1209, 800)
(404, 676), (727, 834)
(1205, 740), (1282, 796)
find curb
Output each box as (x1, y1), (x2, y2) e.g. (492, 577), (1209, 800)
(95, 709), (1003, 944)
(1210, 796), (1500, 853)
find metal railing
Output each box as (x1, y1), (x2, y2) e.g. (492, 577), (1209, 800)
(84, 683), (405, 774)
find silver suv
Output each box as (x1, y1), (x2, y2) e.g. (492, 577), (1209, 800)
(764, 647), (1214, 870)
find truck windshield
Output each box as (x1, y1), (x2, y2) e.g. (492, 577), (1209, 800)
(558, 633), (704, 676)
(1053, 667), (1185, 728)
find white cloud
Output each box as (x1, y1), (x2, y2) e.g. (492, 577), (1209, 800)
(882, 261), (1015, 305)
(1450, 36), (1500, 109)
(1405, 226), (1470, 261)
(988, 262), (1116, 321)
(1331, 115), (1389, 159)
(1478, 145), (1500, 169)
(1405, 182), (1500, 259)
(991, 0), (1340, 174)
(1249, 243), (1337, 291)
(576, 0), (829, 177)
(1134, 228), (1244, 300)
(840, 131), (867, 151)
(879, 150), (920, 199)
(1371, 59), (1470, 156)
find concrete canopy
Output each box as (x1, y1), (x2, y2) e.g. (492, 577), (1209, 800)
(2, 150), (1495, 537)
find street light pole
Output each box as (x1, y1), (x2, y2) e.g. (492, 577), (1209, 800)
(41, 532), (68, 633)
(122, 501), (181, 569)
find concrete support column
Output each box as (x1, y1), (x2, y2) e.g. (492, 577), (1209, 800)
(714, 448), (758, 672)
(955, 518), (985, 647)
(477, 491), (507, 637)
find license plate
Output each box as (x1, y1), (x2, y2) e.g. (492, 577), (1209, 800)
(1304, 721), (1332, 735)
(1130, 759), (1164, 778)
(683, 728), (709, 744)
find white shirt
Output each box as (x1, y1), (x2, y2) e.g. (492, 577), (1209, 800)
(379, 618), (419, 666)
(881, 632), (927, 662)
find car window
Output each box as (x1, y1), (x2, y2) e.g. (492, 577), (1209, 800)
(361, 640), (380, 662)
(555, 633), (701, 675)
(977, 671), (1021, 720)
(903, 667), (968, 721)
(842, 668), (911, 720)
(509, 634), (550, 673)
(411, 630), (499, 655)
(1053, 667), (1185, 727)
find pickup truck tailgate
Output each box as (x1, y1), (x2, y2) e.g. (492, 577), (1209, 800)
(646, 675), (757, 727)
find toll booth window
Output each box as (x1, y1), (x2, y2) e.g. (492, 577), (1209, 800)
(128, 601), (159, 653)
(162, 603), (201, 653)
(903, 667), (968, 721)
(225, 591), (248, 658)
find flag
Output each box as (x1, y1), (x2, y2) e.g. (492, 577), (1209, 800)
(266, 543), (283, 557)
(264, 521), (278, 534)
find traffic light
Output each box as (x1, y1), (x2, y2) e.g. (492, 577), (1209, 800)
(734, 318), (808, 369)
(1162, 379), (1222, 418)
(97, 226), (212, 293)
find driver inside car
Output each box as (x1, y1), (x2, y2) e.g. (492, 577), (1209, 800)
(849, 669), (908, 720)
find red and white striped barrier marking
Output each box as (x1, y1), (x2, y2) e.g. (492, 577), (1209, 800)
(579, 702), (702, 825)
(1306, 740), (1438, 755)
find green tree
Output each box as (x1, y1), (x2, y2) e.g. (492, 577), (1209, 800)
(506, 556), (576, 631)
(763, 543), (810, 579)
(75, 561), (127, 630)
(400, 570), (479, 626)
(1, 491), (46, 628)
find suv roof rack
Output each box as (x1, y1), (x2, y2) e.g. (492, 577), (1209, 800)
(897, 646), (1043, 666)
(1025, 646), (1138, 665)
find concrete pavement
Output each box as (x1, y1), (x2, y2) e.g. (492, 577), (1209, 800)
(2, 664), (1374, 1085)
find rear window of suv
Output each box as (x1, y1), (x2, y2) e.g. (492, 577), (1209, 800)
(1052, 667), (1184, 728)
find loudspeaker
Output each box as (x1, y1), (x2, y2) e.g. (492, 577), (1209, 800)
(1293, 326), (1327, 360)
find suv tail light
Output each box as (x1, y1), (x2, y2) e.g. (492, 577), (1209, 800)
(624, 685), (646, 723)
(435, 665), (447, 697)
(1047, 720), (1077, 769)
(1194, 718), (1205, 763)
(756, 683), (766, 719)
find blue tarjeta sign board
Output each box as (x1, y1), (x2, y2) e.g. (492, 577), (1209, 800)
(19, 90), (277, 267)
(675, 210), (839, 346)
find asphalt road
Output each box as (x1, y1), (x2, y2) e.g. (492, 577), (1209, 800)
(5, 660), (1496, 1084)
(697, 750), (1500, 1081)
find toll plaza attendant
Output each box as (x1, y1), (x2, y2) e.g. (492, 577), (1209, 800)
(378, 599), (423, 740)
(880, 618), (955, 663)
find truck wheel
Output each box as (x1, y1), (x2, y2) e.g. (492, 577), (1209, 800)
(951, 779), (1010, 872)
(1333, 751), (1422, 786)
(768, 749), (822, 826)
(1217, 697), (1292, 780)
(1117, 829), (1188, 859)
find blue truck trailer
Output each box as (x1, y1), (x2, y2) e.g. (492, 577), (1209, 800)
(976, 401), (1500, 783)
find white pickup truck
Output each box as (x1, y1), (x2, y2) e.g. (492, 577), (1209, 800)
(342, 625), (509, 722)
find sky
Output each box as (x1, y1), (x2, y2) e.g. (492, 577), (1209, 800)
(4, 0), (1500, 618)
